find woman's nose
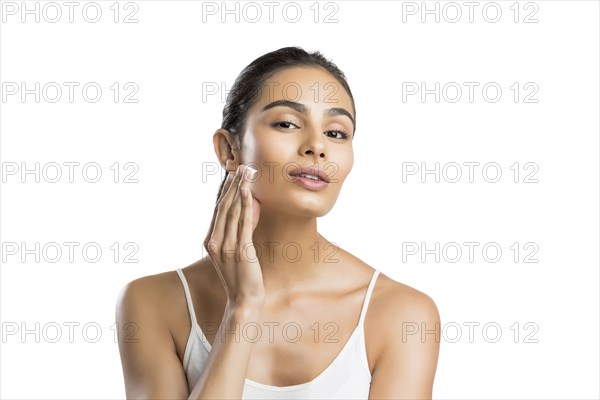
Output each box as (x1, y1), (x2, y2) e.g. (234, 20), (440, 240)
(300, 128), (326, 159)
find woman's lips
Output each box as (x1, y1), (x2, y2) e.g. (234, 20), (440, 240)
(289, 166), (331, 183)
(289, 174), (329, 190)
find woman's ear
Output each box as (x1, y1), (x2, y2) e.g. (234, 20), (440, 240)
(213, 128), (240, 172)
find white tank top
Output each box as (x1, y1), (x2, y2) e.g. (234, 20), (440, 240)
(175, 268), (381, 399)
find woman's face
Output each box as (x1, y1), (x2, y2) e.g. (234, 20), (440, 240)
(240, 66), (355, 218)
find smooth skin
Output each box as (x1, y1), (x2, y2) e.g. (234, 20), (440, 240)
(116, 66), (441, 399)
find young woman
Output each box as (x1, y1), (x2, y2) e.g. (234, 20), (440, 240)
(116, 46), (441, 399)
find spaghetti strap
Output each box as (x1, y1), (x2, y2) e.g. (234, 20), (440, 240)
(175, 268), (199, 326)
(358, 269), (380, 326)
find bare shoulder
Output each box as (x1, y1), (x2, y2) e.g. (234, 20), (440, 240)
(370, 272), (440, 328)
(334, 247), (439, 321)
(365, 270), (441, 398)
(115, 267), (196, 398)
(336, 247), (439, 323)
(115, 260), (213, 350)
(335, 247), (440, 356)
(116, 269), (185, 319)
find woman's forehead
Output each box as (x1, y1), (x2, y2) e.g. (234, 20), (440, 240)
(256, 66), (354, 113)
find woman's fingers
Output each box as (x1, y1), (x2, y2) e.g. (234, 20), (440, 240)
(208, 165), (245, 262)
(204, 163), (265, 304)
(239, 177), (257, 262)
(204, 171), (235, 247)
(222, 165), (247, 262)
(219, 169), (238, 203)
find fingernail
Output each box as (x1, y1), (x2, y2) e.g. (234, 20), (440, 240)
(237, 164), (244, 175)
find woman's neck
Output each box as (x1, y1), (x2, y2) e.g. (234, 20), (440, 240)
(252, 210), (328, 295)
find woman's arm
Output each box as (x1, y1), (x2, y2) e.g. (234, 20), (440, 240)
(116, 278), (263, 399)
(116, 278), (190, 399)
(188, 163), (265, 398)
(117, 165), (263, 399)
(367, 289), (441, 399)
(188, 302), (262, 399)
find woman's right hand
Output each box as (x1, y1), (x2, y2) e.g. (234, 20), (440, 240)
(203, 164), (265, 309)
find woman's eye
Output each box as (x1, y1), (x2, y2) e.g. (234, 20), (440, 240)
(273, 120), (349, 140)
(274, 120), (298, 130)
(326, 130), (349, 140)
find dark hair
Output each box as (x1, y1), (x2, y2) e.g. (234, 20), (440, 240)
(216, 46), (356, 201)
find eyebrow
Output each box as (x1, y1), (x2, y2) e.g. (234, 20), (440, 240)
(261, 99), (355, 131)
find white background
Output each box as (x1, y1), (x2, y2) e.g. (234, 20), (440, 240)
(1, 1), (598, 398)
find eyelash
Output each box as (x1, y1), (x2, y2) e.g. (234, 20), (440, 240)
(273, 120), (350, 140)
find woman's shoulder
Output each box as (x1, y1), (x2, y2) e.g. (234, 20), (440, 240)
(115, 261), (208, 323)
(118, 269), (180, 302)
(370, 270), (439, 323)
(370, 275), (439, 365)
(340, 247), (437, 309)
(336, 248), (439, 326)
(338, 248), (439, 372)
